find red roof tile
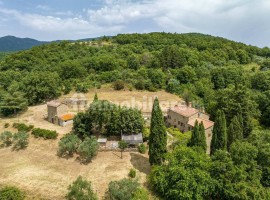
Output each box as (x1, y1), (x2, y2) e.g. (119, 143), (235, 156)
(59, 113), (74, 121)
(188, 118), (214, 129)
(170, 105), (199, 117)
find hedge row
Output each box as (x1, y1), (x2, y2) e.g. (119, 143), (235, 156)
(13, 123), (34, 132)
(32, 128), (58, 139)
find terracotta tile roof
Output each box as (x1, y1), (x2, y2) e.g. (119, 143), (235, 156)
(47, 101), (62, 107)
(59, 113), (74, 121)
(170, 105), (199, 117)
(188, 118), (214, 129)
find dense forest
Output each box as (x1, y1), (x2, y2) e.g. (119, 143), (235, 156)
(1, 32), (270, 199)
(1, 32), (270, 128)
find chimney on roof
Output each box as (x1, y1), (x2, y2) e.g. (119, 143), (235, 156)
(199, 106), (205, 113)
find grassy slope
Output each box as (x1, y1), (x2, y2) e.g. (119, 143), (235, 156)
(0, 88), (180, 199)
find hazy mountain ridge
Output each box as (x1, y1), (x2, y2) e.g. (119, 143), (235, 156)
(0, 35), (111, 52)
(0, 36), (49, 52)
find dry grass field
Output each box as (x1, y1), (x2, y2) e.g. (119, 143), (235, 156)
(0, 137), (150, 199)
(0, 88), (180, 199)
(0, 87), (182, 134)
(63, 87), (183, 113)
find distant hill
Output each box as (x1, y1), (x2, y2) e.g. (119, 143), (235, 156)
(0, 36), (48, 52)
(0, 36), (112, 52)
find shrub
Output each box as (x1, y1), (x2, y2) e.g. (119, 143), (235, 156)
(0, 131), (13, 147)
(148, 86), (157, 92)
(138, 144), (146, 154)
(128, 168), (136, 178)
(134, 81), (145, 90)
(77, 137), (99, 163)
(132, 188), (149, 200)
(4, 123), (9, 128)
(76, 83), (89, 93)
(32, 128), (58, 139)
(12, 131), (29, 150)
(142, 127), (150, 141)
(106, 178), (140, 200)
(128, 85), (133, 91)
(66, 176), (98, 200)
(113, 80), (125, 90)
(12, 123), (34, 132)
(58, 134), (81, 157)
(0, 186), (25, 200)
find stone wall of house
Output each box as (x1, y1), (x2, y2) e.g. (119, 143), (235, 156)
(167, 110), (190, 132)
(59, 119), (73, 127)
(47, 106), (57, 124)
(167, 108), (213, 154)
(47, 104), (68, 125)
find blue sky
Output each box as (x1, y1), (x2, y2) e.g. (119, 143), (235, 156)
(0, 0), (269, 47)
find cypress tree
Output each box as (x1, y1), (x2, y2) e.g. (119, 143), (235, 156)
(149, 97), (167, 165)
(210, 110), (227, 155)
(227, 115), (243, 150)
(189, 120), (199, 147)
(198, 121), (207, 152)
(189, 121), (207, 152)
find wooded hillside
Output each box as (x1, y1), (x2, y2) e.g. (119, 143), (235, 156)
(1, 32), (270, 128)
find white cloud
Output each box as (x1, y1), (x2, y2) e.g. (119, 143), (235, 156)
(0, 7), (123, 38)
(86, 0), (270, 46)
(86, 0), (267, 31)
(0, 0), (270, 46)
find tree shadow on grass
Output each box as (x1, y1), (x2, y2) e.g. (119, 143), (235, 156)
(112, 151), (121, 159)
(130, 153), (151, 175)
(11, 144), (28, 151)
(57, 153), (74, 160)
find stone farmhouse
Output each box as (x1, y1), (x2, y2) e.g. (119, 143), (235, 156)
(47, 101), (74, 127)
(166, 103), (214, 152)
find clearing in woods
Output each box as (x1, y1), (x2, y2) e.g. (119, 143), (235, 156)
(0, 88), (181, 199)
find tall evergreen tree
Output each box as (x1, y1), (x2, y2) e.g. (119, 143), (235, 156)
(149, 97), (167, 165)
(210, 110), (227, 155)
(189, 121), (207, 152)
(198, 122), (207, 152)
(227, 115), (243, 150)
(189, 120), (199, 147)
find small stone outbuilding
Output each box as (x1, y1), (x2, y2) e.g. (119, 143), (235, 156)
(47, 101), (74, 126)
